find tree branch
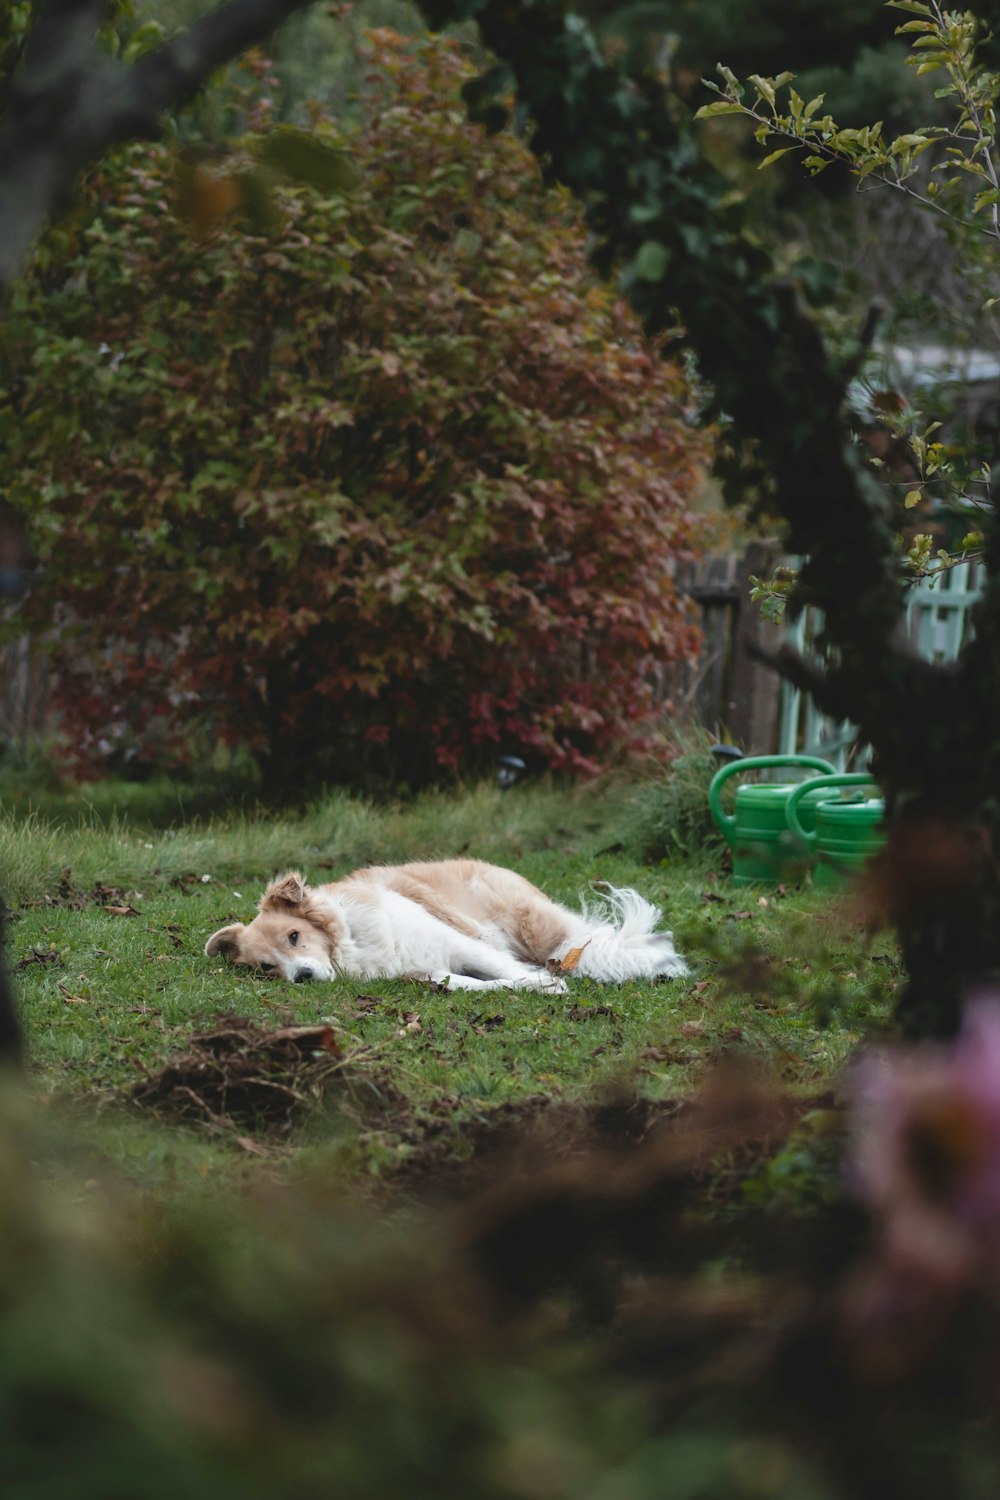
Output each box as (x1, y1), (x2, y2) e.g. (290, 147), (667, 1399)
(0, 0), (317, 297)
(120, 0), (318, 124)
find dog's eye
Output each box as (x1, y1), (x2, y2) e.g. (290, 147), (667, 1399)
(260, 962), (276, 974)
(288, 930), (299, 947)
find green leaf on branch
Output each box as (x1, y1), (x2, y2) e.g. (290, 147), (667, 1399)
(714, 63), (745, 98)
(758, 147), (794, 169)
(694, 100), (745, 120)
(885, 0), (935, 14)
(747, 74), (777, 107)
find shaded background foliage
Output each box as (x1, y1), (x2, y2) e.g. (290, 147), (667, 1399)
(2, 28), (708, 787)
(584, 1), (990, 369)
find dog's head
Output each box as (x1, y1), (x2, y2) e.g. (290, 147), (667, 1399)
(204, 872), (342, 983)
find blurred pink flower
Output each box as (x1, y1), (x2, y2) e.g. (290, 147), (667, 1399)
(850, 996), (1000, 1287)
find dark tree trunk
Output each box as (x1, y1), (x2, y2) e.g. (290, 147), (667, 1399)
(0, 910), (22, 1063)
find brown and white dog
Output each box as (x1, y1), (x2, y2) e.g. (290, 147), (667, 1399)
(205, 859), (687, 992)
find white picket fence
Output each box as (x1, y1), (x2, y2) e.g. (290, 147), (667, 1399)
(778, 559), (984, 769)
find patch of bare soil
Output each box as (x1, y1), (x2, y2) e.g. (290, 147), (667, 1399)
(129, 1016), (401, 1136)
(388, 1068), (814, 1205)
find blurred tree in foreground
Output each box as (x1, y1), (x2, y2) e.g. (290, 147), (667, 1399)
(129, 0), (427, 129)
(0, 0), (334, 299)
(399, 0), (1000, 1040)
(5, 1027), (1000, 1499)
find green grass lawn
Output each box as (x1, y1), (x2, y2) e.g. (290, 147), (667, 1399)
(1, 776), (898, 1194)
(3, 775), (967, 1500)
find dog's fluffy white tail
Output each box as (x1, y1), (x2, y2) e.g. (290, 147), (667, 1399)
(555, 885), (688, 982)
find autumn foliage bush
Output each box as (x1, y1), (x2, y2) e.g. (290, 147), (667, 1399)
(1, 29), (710, 786)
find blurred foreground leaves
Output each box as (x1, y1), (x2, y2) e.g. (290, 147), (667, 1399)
(4, 1038), (1000, 1499)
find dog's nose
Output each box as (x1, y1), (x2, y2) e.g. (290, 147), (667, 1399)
(293, 967), (315, 984)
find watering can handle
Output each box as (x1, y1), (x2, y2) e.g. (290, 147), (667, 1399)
(707, 754), (837, 847)
(785, 772), (879, 850)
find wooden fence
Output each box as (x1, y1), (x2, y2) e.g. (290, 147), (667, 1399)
(0, 633), (48, 756)
(667, 540), (787, 748)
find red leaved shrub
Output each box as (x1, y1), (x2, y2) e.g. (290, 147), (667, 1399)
(2, 29), (711, 786)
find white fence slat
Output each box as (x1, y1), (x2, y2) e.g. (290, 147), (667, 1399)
(777, 560), (983, 770)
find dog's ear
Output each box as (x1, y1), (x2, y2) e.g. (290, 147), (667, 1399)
(205, 923), (245, 959)
(260, 871), (310, 912)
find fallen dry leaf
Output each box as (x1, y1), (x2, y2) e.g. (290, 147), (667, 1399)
(639, 1045), (684, 1064)
(471, 1013), (505, 1032)
(14, 948), (61, 971)
(267, 1024), (342, 1056)
(58, 976), (89, 1004)
(546, 938), (592, 975)
(93, 882), (126, 903)
(352, 995), (384, 1014)
(104, 904), (139, 918)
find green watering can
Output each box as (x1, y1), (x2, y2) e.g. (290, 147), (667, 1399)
(708, 754), (838, 886)
(785, 772), (886, 889)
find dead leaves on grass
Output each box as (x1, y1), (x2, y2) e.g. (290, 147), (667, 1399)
(19, 871), (148, 926)
(38, 871), (143, 912)
(567, 1003), (618, 1021)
